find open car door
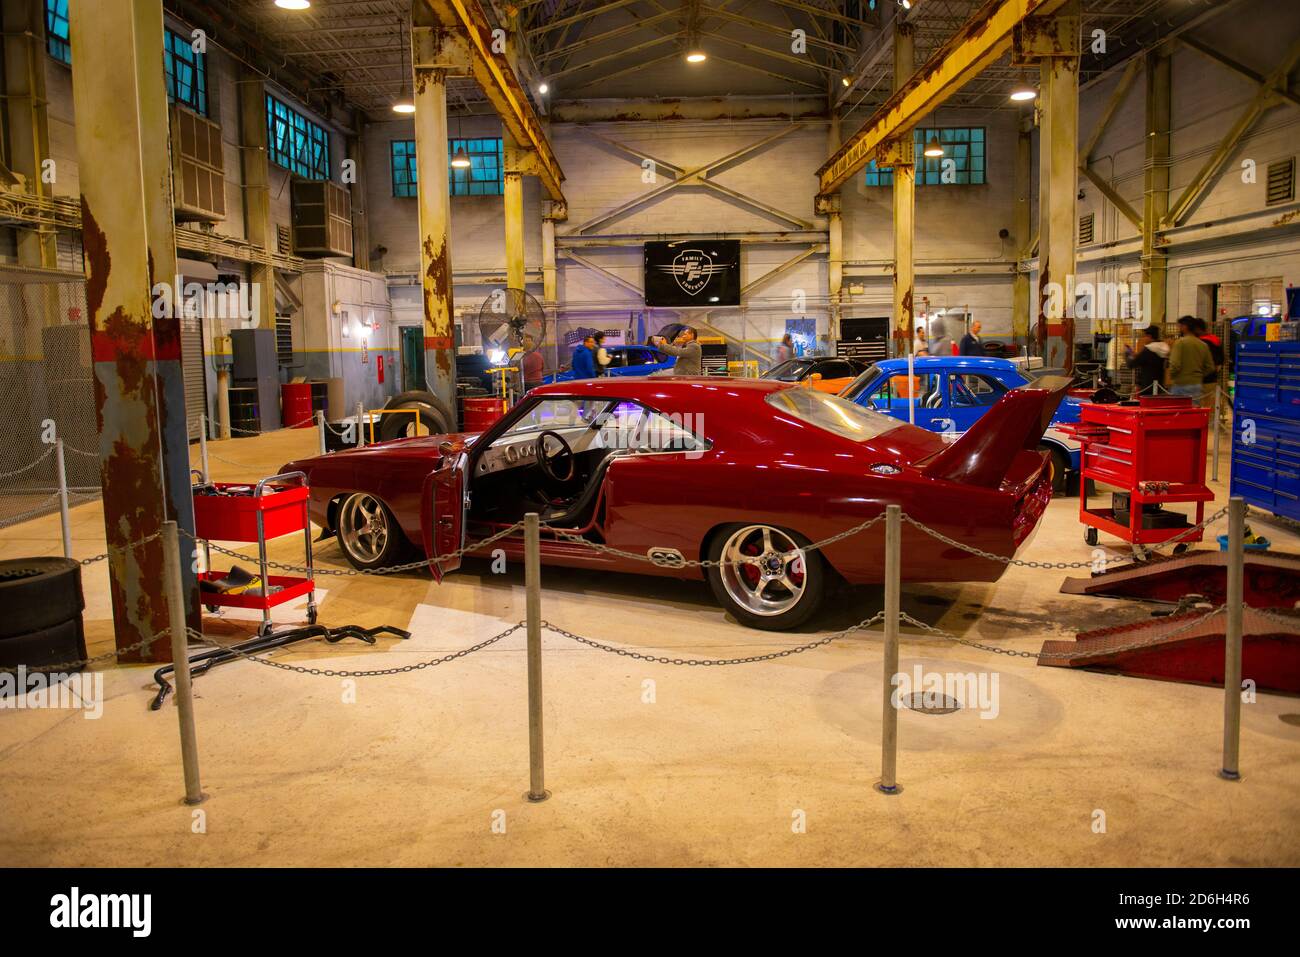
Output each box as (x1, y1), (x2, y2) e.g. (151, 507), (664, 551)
(420, 448), (469, 581)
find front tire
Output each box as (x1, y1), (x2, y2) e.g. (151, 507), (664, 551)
(705, 524), (824, 631)
(1040, 444), (1070, 496)
(335, 493), (405, 570)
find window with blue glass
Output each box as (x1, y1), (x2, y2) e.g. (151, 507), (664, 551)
(46, 0), (70, 65)
(863, 127), (986, 187)
(389, 138), (505, 197)
(391, 140), (418, 197)
(266, 94), (330, 180)
(164, 28), (207, 116)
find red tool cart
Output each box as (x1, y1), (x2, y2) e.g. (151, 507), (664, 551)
(1070, 396), (1213, 561)
(192, 471), (317, 637)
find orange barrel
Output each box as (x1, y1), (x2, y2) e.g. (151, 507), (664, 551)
(280, 382), (314, 429)
(462, 396), (505, 432)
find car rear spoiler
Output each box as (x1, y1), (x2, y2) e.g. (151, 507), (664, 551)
(921, 375), (1074, 489)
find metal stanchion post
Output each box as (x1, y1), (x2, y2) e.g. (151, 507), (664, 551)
(877, 503), (902, 795)
(1220, 496), (1245, 781)
(199, 413), (210, 482)
(55, 438), (71, 559)
(355, 401), (365, 448)
(524, 511), (549, 802)
(1211, 383), (1222, 483)
(317, 410), (327, 455)
(162, 521), (206, 805)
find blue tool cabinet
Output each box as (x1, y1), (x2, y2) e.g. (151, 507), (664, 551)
(1231, 339), (1300, 520)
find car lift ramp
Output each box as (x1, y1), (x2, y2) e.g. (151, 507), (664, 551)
(1059, 549), (1300, 608)
(1038, 607), (1300, 694)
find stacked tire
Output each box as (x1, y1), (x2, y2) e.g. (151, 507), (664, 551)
(0, 558), (87, 671)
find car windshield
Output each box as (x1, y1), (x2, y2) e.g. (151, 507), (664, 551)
(839, 363), (883, 401)
(765, 387), (901, 442)
(498, 398), (615, 438)
(763, 359), (813, 382)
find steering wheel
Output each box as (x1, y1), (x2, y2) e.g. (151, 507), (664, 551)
(952, 378), (978, 407)
(536, 430), (575, 482)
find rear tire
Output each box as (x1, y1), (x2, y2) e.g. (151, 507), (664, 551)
(0, 558), (83, 639)
(705, 524), (824, 631)
(378, 390), (453, 441)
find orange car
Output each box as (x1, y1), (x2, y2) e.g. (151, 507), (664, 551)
(761, 356), (870, 394)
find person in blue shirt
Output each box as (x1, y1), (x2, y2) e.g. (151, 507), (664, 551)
(571, 335), (597, 379)
(959, 319), (983, 356)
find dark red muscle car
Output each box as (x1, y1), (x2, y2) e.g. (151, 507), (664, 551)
(284, 376), (1068, 630)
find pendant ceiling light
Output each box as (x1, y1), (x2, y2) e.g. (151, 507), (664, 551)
(392, 15), (415, 114)
(923, 135), (944, 158)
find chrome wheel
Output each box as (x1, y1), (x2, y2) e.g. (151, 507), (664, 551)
(718, 524), (808, 618)
(339, 493), (390, 564)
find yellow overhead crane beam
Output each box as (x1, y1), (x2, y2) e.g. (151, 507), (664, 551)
(419, 0), (567, 214)
(817, 0), (1071, 198)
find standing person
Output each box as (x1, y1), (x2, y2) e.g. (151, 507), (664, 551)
(776, 333), (794, 365)
(1193, 317), (1224, 406)
(571, 335), (596, 380)
(959, 319), (983, 357)
(1124, 325), (1168, 395)
(519, 333), (544, 393)
(652, 326), (702, 376)
(592, 332), (612, 376)
(912, 324), (927, 356)
(1168, 316), (1215, 402)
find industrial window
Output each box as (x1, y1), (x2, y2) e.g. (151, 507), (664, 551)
(862, 127), (986, 187)
(164, 27), (208, 116)
(266, 94), (330, 180)
(45, 0), (70, 65)
(1267, 158), (1295, 206)
(391, 140), (418, 197)
(389, 138), (506, 196)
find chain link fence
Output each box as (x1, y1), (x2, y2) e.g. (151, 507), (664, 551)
(0, 266), (99, 529)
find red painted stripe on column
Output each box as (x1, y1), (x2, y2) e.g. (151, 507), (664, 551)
(424, 336), (454, 350)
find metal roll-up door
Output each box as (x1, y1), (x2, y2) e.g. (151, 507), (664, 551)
(180, 311), (207, 440)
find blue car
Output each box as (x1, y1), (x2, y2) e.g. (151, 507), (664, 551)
(544, 344), (675, 383)
(840, 355), (1083, 492)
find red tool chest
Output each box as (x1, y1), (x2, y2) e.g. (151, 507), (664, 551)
(192, 472), (317, 636)
(1069, 397), (1213, 558)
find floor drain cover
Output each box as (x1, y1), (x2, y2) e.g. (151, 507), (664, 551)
(901, 693), (962, 715)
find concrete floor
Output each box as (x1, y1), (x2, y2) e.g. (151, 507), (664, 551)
(1, 427), (1298, 867)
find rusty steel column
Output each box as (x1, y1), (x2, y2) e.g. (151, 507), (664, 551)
(1033, 2), (1081, 369)
(412, 23), (463, 419)
(892, 20), (916, 352)
(70, 0), (198, 662)
(1142, 49), (1171, 329)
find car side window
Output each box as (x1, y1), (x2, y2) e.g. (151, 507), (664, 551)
(819, 360), (854, 379)
(949, 373), (1005, 407)
(594, 401), (708, 454)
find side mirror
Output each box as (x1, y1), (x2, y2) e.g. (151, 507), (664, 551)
(438, 440), (457, 457)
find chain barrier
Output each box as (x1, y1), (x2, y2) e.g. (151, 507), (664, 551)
(896, 604), (1229, 661)
(542, 611), (887, 666)
(63, 445), (100, 459)
(73, 528), (166, 567)
(543, 512), (888, 569)
(179, 519), (527, 577)
(900, 504), (1234, 569)
(0, 445), (56, 480)
(0, 627), (170, 675)
(183, 623), (523, 677)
